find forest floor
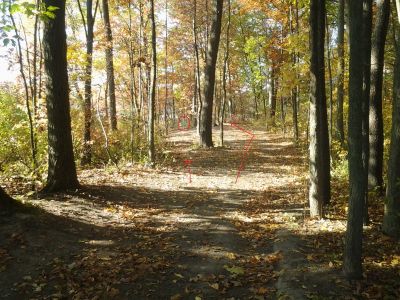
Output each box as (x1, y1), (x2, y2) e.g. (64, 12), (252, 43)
(0, 125), (399, 299)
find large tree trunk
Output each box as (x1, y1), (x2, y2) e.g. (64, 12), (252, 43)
(309, 0), (330, 218)
(102, 0), (117, 131)
(368, 0), (390, 192)
(81, 0), (95, 165)
(199, 0), (223, 148)
(343, 0), (366, 280)
(42, 0), (79, 192)
(148, 0), (156, 165)
(336, 0), (345, 145)
(383, 5), (400, 239)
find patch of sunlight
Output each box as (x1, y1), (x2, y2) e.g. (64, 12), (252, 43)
(190, 246), (238, 259)
(222, 211), (254, 223)
(83, 239), (115, 246)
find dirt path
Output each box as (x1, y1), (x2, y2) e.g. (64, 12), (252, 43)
(0, 126), (308, 299)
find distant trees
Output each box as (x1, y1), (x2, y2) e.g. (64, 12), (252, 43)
(308, 0), (330, 218)
(42, 0), (79, 192)
(199, 0), (224, 148)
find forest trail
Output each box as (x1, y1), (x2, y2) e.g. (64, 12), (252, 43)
(0, 126), (320, 299)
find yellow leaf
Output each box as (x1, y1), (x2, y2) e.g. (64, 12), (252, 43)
(210, 283), (219, 290)
(257, 287), (268, 294)
(224, 265), (244, 275)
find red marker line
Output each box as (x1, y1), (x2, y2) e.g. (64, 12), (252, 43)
(229, 117), (255, 183)
(183, 159), (193, 183)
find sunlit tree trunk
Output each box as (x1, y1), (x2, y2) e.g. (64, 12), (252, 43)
(42, 0), (79, 192)
(102, 0), (117, 131)
(368, 0), (390, 193)
(148, 0), (157, 165)
(199, 0), (223, 147)
(220, 0), (230, 146)
(79, 0), (97, 165)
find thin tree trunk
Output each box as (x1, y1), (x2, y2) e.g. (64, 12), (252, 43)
(193, 0), (202, 135)
(326, 15), (334, 142)
(79, 0), (98, 165)
(368, 0), (390, 193)
(269, 65), (276, 126)
(148, 0), (156, 165)
(199, 0), (223, 147)
(220, 0), (230, 146)
(336, 0), (345, 145)
(9, 4), (37, 176)
(102, 0), (117, 130)
(164, 0), (168, 134)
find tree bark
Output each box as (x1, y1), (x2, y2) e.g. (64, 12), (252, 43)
(368, 0), (390, 192)
(42, 0), (79, 192)
(80, 0), (96, 165)
(343, 0), (366, 280)
(336, 0), (345, 145)
(362, 0), (372, 225)
(199, 0), (223, 148)
(309, 0), (330, 218)
(102, 0), (117, 131)
(383, 4), (400, 239)
(220, 0), (231, 146)
(148, 0), (156, 165)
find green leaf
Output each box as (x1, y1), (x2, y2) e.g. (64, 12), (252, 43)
(46, 5), (60, 12)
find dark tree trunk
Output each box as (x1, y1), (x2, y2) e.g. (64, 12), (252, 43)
(343, 0), (366, 280)
(81, 0), (95, 165)
(368, 0), (390, 192)
(0, 186), (20, 212)
(336, 0), (345, 145)
(199, 0), (223, 147)
(362, 0), (372, 225)
(148, 0), (156, 165)
(102, 0), (117, 131)
(42, 0), (79, 192)
(383, 8), (400, 239)
(309, 0), (330, 218)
